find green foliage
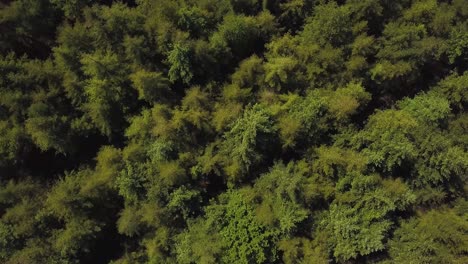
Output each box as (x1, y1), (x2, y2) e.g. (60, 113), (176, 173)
(264, 56), (303, 91)
(168, 43), (194, 84)
(177, 189), (279, 264)
(301, 2), (352, 47)
(1, 0), (467, 263)
(173, 86), (212, 132)
(252, 162), (309, 234)
(398, 92), (451, 124)
(117, 163), (146, 203)
(231, 55), (264, 89)
(371, 20), (435, 86)
(50, 0), (93, 19)
(274, 91), (330, 148)
(130, 70), (170, 103)
(326, 82), (371, 122)
(54, 217), (101, 257)
(81, 50), (134, 136)
(354, 109), (419, 172)
(434, 72), (468, 110)
(0, 120), (25, 166)
(312, 146), (368, 179)
(387, 208), (468, 264)
(218, 190), (278, 264)
(177, 6), (211, 38)
(117, 205), (141, 237)
(324, 174), (415, 262)
(220, 104), (276, 182)
(211, 12), (276, 60)
(176, 217), (223, 264)
(278, 237), (329, 264)
(25, 102), (70, 152)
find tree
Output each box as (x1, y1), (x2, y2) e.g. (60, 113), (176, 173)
(168, 43), (194, 85)
(219, 104), (277, 183)
(353, 109), (419, 174)
(81, 50), (136, 136)
(130, 70), (170, 103)
(324, 174), (415, 263)
(252, 162), (309, 234)
(301, 2), (353, 47)
(387, 207), (468, 264)
(176, 189), (279, 264)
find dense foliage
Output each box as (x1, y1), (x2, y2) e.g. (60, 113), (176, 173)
(0, 0), (467, 263)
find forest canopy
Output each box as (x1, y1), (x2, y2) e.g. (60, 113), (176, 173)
(0, 0), (467, 263)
